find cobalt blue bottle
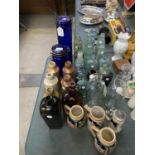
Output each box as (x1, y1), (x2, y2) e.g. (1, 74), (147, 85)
(56, 16), (72, 62)
(51, 44), (69, 77)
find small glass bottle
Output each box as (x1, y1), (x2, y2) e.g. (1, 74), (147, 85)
(40, 95), (63, 129)
(61, 74), (74, 91)
(62, 61), (74, 77)
(47, 61), (59, 78)
(62, 81), (83, 107)
(74, 36), (83, 59)
(77, 75), (87, 105)
(96, 33), (106, 51)
(86, 74), (98, 106)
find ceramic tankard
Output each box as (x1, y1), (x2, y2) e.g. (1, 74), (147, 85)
(64, 105), (86, 128)
(90, 125), (116, 155)
(84, 104), (106, 136)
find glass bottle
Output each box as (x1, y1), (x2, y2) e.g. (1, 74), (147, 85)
(51, 44), (69, 77)
(62, 61), (74, 77)
(40, 95), (63, 129)
(98, 54), (113, 86)
(86, 74), (98, 106)
(77, 75), (87, 105)
(74, 36), (83, 59)
(56, 16), (72, 62)
(47, 61), (59, 79)
(62, 81), (83, 107)
(96, 33), (106, 51)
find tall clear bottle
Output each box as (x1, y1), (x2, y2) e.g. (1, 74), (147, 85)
(86, 74), (98, 106)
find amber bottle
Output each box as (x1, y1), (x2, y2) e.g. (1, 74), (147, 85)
(62, 61), (74, 77)
(62, 81), (83, 107)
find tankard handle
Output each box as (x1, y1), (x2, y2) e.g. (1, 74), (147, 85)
(64, 105), (70, 115)
(90, 125), (100, 137)
(84, 104), (91, 113)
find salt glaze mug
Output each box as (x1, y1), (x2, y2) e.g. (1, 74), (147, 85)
(109, 109), (126, 133)
(84, 104), (106, 136)
(90, 125), (116, 155)
(64, 105), (85, 128)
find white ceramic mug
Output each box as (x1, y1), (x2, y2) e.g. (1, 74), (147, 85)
(64, 105), (85, 128)
(91, 125), (116, 155)
(84, 104), (106, 136)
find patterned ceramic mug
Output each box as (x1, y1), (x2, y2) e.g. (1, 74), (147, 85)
(64, 105), (86, 128)
(90, 125), (116, 155)
(84, 104), (106, 136)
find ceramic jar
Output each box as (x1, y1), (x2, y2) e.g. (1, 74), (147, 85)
(109, 109), (126, 133)
(112, 32), (131, 61)
(64, 105), (86, 128)
(61, 74), (74, 91)
(63, 61), (74, 77)
(90, 125), (116, 155)
(40, 96), (63, 129)
(44, 73), (59, 97)
(47, 61), (59, 78)
(84, 104), (106, 136)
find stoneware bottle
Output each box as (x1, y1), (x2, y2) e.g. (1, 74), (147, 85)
(63, 61), (74, 77)
(47, 61), (59, 78)
(91, 125), (116, 155)
(61, 74), (74, 91)
(44, 73), (59, 96)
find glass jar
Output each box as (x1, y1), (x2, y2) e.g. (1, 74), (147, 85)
(51, 44), (69, 77)
(62, 81), (83, 107)
(56, 16), (72, 62)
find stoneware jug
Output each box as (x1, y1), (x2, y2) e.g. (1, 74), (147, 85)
(90, 125), (116, 155)
(112, 32), (131, 61)
(47, 61), (59, 78)
(64, 105), (85, 128)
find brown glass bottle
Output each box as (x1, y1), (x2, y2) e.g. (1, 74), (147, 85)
(62, 81), (83, 107)
(48, 61), (59, 78)
(61, 74), (74, 91)
(62, 61), (74, 77)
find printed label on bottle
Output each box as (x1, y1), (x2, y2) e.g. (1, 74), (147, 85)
(57, 27), (64, 37)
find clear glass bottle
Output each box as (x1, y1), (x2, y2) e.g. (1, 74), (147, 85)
(77, 75), (87, 105)
(96, 33), (106, 51)
(75, 52), (84, 75)
(86, 74), (98, 106)
(74, 36), (83, 59)
(62, 81), (83, 107)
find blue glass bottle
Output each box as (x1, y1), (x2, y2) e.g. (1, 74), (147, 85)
(51, 44), (69, 77)
(56, 16), (72, 62)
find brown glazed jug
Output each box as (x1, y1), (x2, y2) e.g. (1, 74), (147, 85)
(48, 61), (59, 78)
(63, 61), (74, 77)
(61, 74), (74, 91)
(62, 81), (83, 107)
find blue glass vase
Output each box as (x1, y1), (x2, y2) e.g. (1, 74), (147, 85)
(51, 44), (69, 77)
(56, 16), (72, 62)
